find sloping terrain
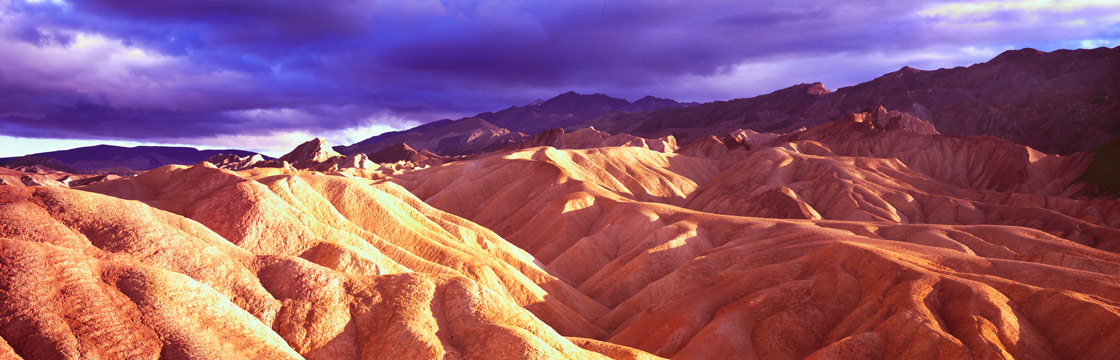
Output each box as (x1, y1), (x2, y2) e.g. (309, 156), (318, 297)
(0, 163), (658, 359)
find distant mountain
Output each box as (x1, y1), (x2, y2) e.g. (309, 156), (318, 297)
(0, 145), (264, 173)
(475, 91), (692, 134)
(335, 119), (456, 154)
(338, 92), (695, 156)
(336, 117), (525, 156)
(588, 82), (831, 142)
(588, 46), (1120, 154)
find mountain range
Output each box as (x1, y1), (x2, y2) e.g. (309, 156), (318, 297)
(590, 47), (1120, 155)
(342, 46), (1118, 159)
(6, 47), (1118, 169)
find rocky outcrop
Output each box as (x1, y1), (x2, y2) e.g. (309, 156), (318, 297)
(203, 153), (266, 170)
(278, 137), (343, 164)
(208, 138), (381, 173)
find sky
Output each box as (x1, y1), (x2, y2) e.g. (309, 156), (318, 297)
(1, 0), (1118, 157)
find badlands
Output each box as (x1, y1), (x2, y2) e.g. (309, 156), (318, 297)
(1, 106), (1118, 359)
(0, 48), (1118, 359)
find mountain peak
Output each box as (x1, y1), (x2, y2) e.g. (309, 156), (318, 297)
(992, 47), (1045, 62)
(768, 82), (830, 97)
(806, 82), (830, 95)
(898, 66), (922, 74)
(628, 95), (687, 112)
(367, 142), (444, 164)
(279, 137), (342, 163)
(539, 91), (629, 108)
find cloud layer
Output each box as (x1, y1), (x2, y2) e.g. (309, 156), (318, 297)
(1, 0), (1118, 154)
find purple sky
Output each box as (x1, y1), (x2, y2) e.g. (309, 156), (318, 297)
(1, 0), (1119, 156)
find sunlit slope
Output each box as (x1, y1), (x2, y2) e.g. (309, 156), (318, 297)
(0, 166), (661, 359)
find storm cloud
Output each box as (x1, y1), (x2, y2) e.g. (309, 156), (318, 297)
(1, 0), (1118, 154)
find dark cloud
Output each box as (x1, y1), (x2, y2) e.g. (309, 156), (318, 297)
(0, 0), (1117, 150)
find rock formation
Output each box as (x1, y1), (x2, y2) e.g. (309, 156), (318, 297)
(203, 153), (266, 170)
(278, 137), (344, 164)
(205, 138), (382, 174)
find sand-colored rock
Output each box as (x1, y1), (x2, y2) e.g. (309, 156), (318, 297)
(0, 162), (667, 359)
(279, 138), (343, 164)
